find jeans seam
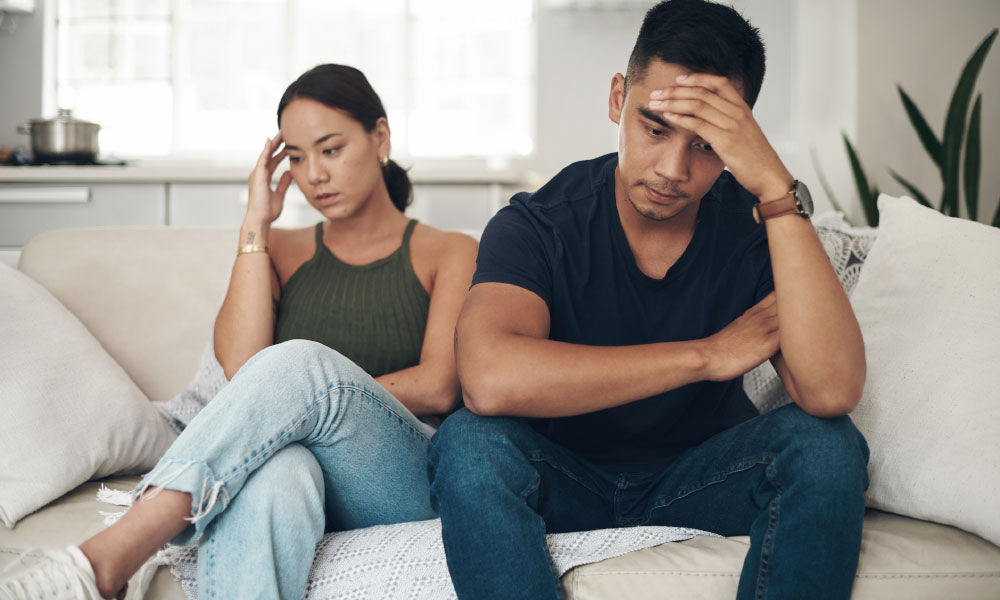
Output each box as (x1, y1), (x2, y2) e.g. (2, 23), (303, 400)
(527, 454), (604, 501)
(646, 453), (776, 514)
(755, 459), (784, 600)
(519, 469), (564, 600)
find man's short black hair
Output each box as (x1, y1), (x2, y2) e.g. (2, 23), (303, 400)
(625, 0), (766, 107)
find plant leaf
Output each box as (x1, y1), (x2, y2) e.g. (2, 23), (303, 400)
(941, 28), (996, 218)
(898, 86), (943, 168)
(888, 169), (933, 208)
(964, 94), (982, 221)
(993, 192), (1000, 228)
(809, 146), (843, 214)
(843, 133), (879, 226)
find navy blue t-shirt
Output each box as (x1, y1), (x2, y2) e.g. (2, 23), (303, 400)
(472, 153), (775, 468)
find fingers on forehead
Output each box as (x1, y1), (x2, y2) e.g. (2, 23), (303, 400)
(679, 72), (728, 87)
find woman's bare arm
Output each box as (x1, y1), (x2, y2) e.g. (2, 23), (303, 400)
(375, 230), (479, 417)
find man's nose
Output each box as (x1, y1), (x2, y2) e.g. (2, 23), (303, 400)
(653, 140), (689, 182)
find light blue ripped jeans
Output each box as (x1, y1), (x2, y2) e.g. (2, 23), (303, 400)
(132, 340), (437, 599)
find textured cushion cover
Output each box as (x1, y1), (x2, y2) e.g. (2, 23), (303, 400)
(0, 263), (176, 528)
(848, 195), (1000, 545)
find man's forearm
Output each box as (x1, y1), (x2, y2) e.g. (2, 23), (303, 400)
(764, 212), (866, 416)
(458, 333), (712, 418)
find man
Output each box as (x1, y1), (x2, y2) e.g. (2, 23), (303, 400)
(428, 0), (869, 598)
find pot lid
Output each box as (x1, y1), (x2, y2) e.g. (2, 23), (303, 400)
(28, 108), (99, 127)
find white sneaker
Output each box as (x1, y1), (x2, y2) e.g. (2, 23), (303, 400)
(0, 547), (108, 600)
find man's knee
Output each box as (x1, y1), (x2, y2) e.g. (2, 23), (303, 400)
(769, 404), (870, 494)
(428, 409), (538, 504)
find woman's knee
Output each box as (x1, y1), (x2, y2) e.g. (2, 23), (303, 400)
(249, 339), (357, 378)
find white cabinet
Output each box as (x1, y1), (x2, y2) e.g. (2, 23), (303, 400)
(0, 166), (524, 265)
(0, 183), (165, 246)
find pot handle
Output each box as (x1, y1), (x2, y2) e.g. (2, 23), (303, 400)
(16, 123), (31, 134)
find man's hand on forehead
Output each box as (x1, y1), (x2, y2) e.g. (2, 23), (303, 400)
(647, 72), (793, 203)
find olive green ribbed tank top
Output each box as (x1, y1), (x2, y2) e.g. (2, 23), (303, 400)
(273, 219), (430, 377)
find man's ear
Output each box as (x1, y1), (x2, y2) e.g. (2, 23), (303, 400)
(609, 73), (626, 125)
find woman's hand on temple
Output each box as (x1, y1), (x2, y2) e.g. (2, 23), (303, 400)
(246, 133), (293, 228)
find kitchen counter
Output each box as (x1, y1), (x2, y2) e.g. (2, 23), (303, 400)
(0, 163), (532, 185)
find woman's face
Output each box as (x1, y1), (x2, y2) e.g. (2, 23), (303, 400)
(279, 97), (390, 220)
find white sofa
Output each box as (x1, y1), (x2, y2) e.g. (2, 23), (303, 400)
(2, 224), (999, 599)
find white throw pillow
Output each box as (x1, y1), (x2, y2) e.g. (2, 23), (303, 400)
(848, 195), (1000, 545)
(0, 263), (176, 528)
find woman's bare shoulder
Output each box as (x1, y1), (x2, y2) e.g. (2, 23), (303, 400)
(269, 225), (318, 281)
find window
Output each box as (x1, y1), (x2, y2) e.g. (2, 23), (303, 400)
(49, 0), (535, 161)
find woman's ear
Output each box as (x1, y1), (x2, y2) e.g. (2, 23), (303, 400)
(374, 117), (392, 157)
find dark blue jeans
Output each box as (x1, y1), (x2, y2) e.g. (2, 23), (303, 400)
(428, 403), (870, 600)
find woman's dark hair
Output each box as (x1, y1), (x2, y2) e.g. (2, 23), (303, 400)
(277, 64), (412, 212)
(626, 0), (766, 107)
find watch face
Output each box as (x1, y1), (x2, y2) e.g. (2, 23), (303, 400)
(795, 181), (814, 215)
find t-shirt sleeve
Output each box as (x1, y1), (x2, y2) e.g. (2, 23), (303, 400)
(752, 236), (775, 304)
(472, 197), (553, 306)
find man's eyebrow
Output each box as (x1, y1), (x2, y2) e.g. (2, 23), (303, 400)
(637, 106), (711, 146)
(283, 132), (343, 151)
(637, 107), (673, 130)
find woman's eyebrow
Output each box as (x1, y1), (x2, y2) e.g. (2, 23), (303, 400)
(284, 132), (343, 151)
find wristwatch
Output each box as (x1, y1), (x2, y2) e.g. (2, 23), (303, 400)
(752, 180), (813, 223)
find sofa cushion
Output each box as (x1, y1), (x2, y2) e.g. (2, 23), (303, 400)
(3, 480), (996, 600)
(17, 227), (236, 403)
(847, 195), (1000, 546)
(0, 263), (177, 528)
(561, 510), (1000, 599)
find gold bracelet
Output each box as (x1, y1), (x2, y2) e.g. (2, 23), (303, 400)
(237, 243), (268, 255)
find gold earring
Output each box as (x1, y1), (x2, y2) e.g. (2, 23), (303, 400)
(379, 155), (389, 167)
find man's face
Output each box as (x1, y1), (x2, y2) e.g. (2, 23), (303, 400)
(609, 60), (728, 222)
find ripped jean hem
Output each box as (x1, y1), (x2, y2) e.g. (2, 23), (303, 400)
(130, 458), (231, 547)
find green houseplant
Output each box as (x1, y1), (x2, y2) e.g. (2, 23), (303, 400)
(838, 28), (998, 228)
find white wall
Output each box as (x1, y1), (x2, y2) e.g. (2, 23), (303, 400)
(0, 3), (44, 150)
(856, 0), (1000, 226)
(534, 4), (645, 180)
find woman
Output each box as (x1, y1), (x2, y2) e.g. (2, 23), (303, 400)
(2, 64), (477, 599)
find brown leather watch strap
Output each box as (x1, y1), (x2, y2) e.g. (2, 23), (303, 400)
(753, 195), (799, 223)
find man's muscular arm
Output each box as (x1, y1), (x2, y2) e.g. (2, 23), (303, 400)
(651, 72), (865, 417)
(457, 282), (778, 418)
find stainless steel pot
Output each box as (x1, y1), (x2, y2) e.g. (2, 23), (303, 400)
(17, 109), (100, 163)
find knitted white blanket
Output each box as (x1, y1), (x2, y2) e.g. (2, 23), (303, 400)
(159, 519), (713, 599)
